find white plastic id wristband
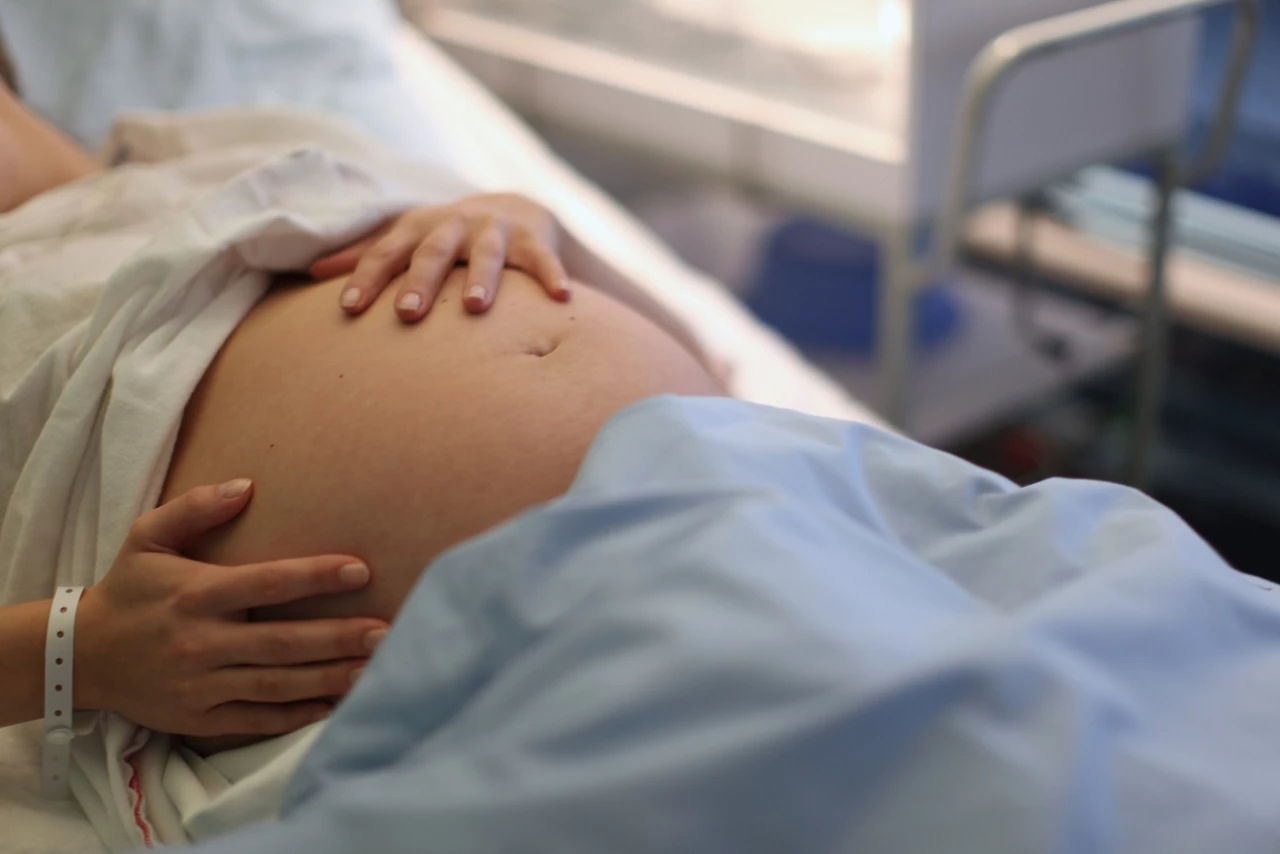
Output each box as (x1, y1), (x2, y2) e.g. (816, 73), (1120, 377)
(43, 585), (84, 799)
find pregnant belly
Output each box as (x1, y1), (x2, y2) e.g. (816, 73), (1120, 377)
(160, 268), (717, 622)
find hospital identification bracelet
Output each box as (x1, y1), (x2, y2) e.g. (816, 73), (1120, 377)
(43, 585), (84, 799)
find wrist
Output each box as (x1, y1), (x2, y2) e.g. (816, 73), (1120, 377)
(71, 586), (108, 712)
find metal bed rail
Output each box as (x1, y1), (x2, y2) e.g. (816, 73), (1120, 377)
(921, 0), (1260, 488)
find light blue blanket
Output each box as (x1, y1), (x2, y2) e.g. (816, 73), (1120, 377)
(188, 396), (1280, 853)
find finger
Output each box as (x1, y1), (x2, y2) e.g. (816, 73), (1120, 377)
(218, 660), (364, 705)
(129, 479), (255, 554)
(462, 221), (507, 313)
(309, 233), (379, 280)
(186, 556), (372, 615)
(394, 218), (467, 321)
(201, 700), (334, 737)
(310, 215), (400, 279)
(339, 222), (427, 315)
(213, 618), (389, 667)
(507, 234), (571, 301)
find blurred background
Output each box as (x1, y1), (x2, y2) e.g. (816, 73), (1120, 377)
(414, 0), (1280, 579)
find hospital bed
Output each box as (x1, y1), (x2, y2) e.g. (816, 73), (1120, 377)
(0, 2), (1259, 849)
(0, 11), (885, 852)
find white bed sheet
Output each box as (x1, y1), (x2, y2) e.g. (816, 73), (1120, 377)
(0, 22), (880, 854)
(0, 724), (103, 853)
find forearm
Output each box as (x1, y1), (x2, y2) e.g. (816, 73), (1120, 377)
(0, 80), (101, 213)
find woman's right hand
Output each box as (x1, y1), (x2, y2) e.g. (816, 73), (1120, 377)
(312, 193), (571, 320)
(74, 479), (388, 737)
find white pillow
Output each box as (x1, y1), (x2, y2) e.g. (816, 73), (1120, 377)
(0, 0), (420, 150)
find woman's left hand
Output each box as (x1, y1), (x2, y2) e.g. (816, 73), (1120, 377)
(311, 193), (571, 322)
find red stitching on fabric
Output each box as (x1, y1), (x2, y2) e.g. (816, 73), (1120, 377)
(125, 747), (154, 848)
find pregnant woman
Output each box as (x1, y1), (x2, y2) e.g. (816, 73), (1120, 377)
(0, 77), (719, 742)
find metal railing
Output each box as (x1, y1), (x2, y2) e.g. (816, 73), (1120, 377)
(928, 0), (1261, 488)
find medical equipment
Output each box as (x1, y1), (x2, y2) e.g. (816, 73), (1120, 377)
(932, 0), (1259, 488)
(967, 179), (1280, 355)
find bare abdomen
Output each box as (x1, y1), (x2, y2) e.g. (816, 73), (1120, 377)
(160, 269), (717, 621)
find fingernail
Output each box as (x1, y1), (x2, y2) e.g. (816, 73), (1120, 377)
(350, 667), (366, 688)
(219, 478), (252, 499)
(339, 563), (369, 586)
(364, 628), (388, 651)
(340, 287), (361, 308)
(465, 285), (485, 303)
(396, 292), (422, 312)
